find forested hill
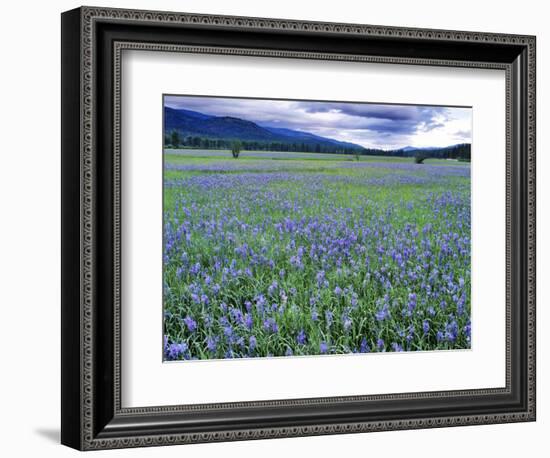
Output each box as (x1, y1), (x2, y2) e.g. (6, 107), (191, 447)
(164, 106), (365, 153)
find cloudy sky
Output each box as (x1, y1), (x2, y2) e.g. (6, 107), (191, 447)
(164, 95), (471, 150)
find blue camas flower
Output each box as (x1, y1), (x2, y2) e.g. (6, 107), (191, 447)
(325, 310), (334, 327)
(206, 336), (218, 352)
(422, 319), (430, 335)
(296, 329), (307, 345)
(360, 338), (370, 353)
(166, 342), (188, 360)
(391, 342), (404, 352)
(183, 316), (197, 332)
(249, 335), (257, 351)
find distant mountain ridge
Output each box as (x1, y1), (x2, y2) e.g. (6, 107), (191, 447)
(399, 145), (442, 153)
(261, 126), (362, 150)
(164, 106), (365, 152)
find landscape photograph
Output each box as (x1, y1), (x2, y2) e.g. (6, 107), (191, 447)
(162, 95), (472, 361)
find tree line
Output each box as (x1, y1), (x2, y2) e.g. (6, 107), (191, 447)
(359, 144), (471, 161)
(165, 130), (471, 161)
(165, 130), (363, 154)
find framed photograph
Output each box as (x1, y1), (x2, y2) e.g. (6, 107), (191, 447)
(61, 6), (536, 450)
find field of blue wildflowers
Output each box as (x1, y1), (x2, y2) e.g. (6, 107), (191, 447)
(163, 151), (471, 360)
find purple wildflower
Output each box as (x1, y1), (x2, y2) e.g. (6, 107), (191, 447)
(166, 342), (188, 360)
(206, 336), (218, 352)
(391, 342), (404, 352)
(375, 304), (389, 321)
(183, 316), (197, 333)
(325, 310), (334, 327)
(360, 338), (370, 353)
(422, 320), (430, 335)
(311, 308), (319, 321)
(296, 329), (307, 345)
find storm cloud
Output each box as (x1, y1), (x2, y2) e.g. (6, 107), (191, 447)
(164, 95), (472, 150)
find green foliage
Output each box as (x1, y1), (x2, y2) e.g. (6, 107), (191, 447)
(414, 154), (427, 164)
(231, 140), (242, 158)
(170, 130), (180, 148)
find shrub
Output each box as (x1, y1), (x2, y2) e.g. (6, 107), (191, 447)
(414, 154), (428, 164)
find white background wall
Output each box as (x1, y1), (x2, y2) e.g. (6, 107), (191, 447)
(0, 0), (546, 456)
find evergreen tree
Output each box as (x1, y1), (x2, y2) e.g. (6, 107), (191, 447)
(170, 130), (180, 148)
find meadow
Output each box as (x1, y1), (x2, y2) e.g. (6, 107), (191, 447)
(163, 149), (471, 360)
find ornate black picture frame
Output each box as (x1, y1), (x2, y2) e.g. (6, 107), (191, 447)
(61, 6), (536, 450)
